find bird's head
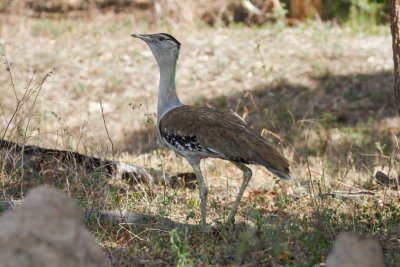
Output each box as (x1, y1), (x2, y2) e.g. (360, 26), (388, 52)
(131, 33), (181, 66)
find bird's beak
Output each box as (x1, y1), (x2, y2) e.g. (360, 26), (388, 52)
(131, 34), (151, 42)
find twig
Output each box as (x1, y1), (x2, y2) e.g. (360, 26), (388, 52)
(320, 190), (376, 198)
(305, 126), (315, 202)
(0, 43), (18, 101)
(19, 69), (53, 196)
(261, 128), (284, 142)
(100, 99), (115, 159)
(0, 44), (40, 142)
(254, 37), (269, 84)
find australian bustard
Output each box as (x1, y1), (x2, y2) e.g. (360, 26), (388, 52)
(131, 33), (290, 230)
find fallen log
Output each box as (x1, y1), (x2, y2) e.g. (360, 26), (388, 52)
(0, 139), (196, 188)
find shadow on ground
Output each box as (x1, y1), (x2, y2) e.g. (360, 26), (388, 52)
(122, 70), (397, 164)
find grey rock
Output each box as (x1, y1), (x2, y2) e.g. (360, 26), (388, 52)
(326, 232), (384, 267)
(0, 186), (108, 267)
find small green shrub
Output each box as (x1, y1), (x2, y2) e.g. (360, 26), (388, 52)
(322, 0), (388, 26)
(169, 228), (192, 267)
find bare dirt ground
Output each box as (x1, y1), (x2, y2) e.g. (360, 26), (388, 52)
(1, 13), (399, 266)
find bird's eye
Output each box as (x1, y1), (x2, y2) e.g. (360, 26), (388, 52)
(158, 36), (167, 41)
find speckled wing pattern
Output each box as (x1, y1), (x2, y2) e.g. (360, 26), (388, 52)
(159, 105), (290, 178)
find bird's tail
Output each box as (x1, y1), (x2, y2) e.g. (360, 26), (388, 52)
(239, 130), (291, 180)
(257, 140), (291, 180)
(267, 167), (291, 180)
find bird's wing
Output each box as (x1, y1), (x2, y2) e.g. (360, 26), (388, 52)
(159, 105), (290, 178)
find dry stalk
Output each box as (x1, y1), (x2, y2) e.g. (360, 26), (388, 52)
(100, 99), (115, 159)
(305, 124), (318, 209)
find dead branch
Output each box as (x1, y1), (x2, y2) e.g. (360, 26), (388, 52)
(320, 190), (377, 198)
(0, 139), (196, 188)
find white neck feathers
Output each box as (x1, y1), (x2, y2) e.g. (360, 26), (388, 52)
(156, 57), (182, 122)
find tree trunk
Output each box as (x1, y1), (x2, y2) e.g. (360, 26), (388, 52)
(390, 0), (400, 114)
(288, 0), (321, 21)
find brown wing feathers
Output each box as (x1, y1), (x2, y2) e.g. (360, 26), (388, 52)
(159, 105), (290, 179)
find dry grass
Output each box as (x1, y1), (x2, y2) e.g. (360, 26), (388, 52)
(0, 13), (399, 266)
(1, 0), (272, 26)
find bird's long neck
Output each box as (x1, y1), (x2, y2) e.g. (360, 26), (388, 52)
(157, 60), (181, 122)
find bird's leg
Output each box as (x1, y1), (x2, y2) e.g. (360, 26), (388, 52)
(189, 159), (208, 231)
(227, 163), (252, 228)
